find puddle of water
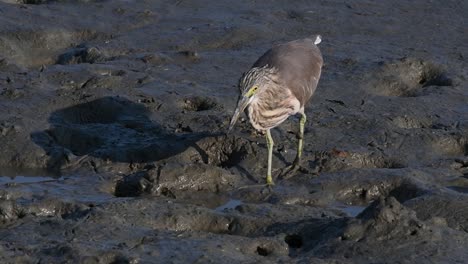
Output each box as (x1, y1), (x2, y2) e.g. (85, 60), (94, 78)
(447, 186), (468, 194)
(0, 176), (60, 184)
(0, 167), (61, 184)
(332, 202), (366, 217)
(0, 167), (59, 176)
(215, 199), (243, 212)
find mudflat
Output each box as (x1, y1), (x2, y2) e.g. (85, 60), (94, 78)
(0, 1), (467, 263)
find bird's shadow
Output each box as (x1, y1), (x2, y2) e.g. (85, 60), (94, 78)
(30, 96), (221, 172)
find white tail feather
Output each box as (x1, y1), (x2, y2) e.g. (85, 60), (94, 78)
(314, 35), (322, 45)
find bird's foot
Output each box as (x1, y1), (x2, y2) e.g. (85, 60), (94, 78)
(265, 180), (275, 193)
(279, 157), (300, 178)
(280, 165), (299, 179)
(237, 180), (275, 193)
(237, 184), (274, 195)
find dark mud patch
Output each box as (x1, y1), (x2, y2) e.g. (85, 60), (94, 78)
(0, 28), (107, 68)
(290, 197), (468, 262)
(183, 96), (219, 112)
(310, 149), (406, 173)
(452, 158), (468, 176)
(264, 217), (347, 256)
(113, 162), (236, 197)
(110, 133), (258, 198)
(390, 114), (433, 129)
(0, 199), (21, 223)
(342, 197), (426, 241)
(175, 50), (201, 62)
(369, 58), (452, 97)
(284, 234), (303, 249)
(431, 133), (468, 157)
(113, 137), (256, 197)
(176, 135), (256, 170)
(314, 169), (429, 206)
(345, 178), (426, 205)
(138, 50), (201, 66)
(0, 196), (91, 225)
(25, 199), (91, 220)
(405, 194), (468, 233)
(57, 46), (105, 65)
(184, 25), (273, 51)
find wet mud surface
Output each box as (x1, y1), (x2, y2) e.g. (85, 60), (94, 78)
(0, 0), (467, 263)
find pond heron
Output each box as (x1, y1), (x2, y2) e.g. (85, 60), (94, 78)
(229, 36), (323, 186)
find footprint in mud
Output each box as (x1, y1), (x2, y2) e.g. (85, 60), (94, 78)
(369, 57), (452, 97)
(182, 96), (220, 112)
(190, 135), (255, 168)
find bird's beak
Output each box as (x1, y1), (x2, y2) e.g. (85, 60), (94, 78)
(228, 96), (250, 132)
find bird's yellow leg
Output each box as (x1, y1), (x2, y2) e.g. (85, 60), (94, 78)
(266, 129), (275, 185)
(281, 113), (306, 179)
(236, 130), (275, 191)
(293, 112), (307, 166)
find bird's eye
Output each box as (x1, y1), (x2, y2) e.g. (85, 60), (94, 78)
(247, 86), (258, 97)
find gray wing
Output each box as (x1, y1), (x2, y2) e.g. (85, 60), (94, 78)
(252, 38), (323, 107)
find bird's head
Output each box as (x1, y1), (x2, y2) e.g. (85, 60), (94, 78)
(228, 66), (273, 132)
